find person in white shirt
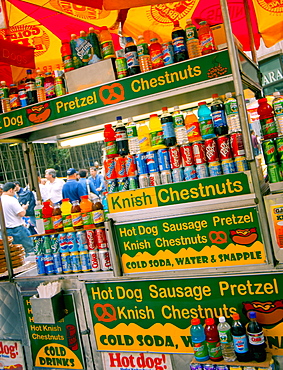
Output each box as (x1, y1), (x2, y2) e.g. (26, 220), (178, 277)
(44, 168), (65, 205)
(0, 182), (34, 255)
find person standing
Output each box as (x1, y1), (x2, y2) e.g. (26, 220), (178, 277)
(14, 181), (36, 235)
(62, 168), (87, 203)
(45, 168), (65, 204)
(78, 169), (98, 198)
(0, 182), (34, 255)
(88, 167), (106, 197)
(251, 130), (260, 156)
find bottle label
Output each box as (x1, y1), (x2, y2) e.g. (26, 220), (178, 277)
(173, 114), (185, 128)
(186, 26), (198, 40)
(105, 141), (118, 156)
(63, 57), (74, 70)
(150, 50), (163, 67)
(219, 329), (233, 343)
(186, 123), (202, 141)
(193, 340), (208, 359)
(247, 331), (265, 345)
(172, 36), (186, 53)
(161, 121), (175, 139)
(150, 130), (164, 147)
(260, 117), (277, 135)
(52, 215), (63, 229)
(82, 212), (93, 226)
(45, 82), (55, 98)
(63, 214), (73, 229)
(125, 51), (140, 68)
(9, 94), (21, 108)
(199, 34), (214, 52)
(212, 110), (227, 127)
(273, 101), (283, 116)
(55, 81), (65, 97)
(232, 334), (249, 353)
(43, 217), (53, 231)
(139, 136), (150, 149)
(225, 100), (238, 115)
(35, 209), (42, 219)
(25, 81), (36, 91)
(199, 119), (214, 137)
(71, 212), (83, 228)
(35, 76), (44, 88)
(207, 341), (222, 359)
(101, 41), (115, 59)
(126, 126), (138, 138)
(116, 131), (127, 141)
(92, 209), (105, 224)
(137, 43), (149, 57)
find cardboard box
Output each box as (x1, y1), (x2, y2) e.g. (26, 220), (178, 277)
(30, 291), (65, 324)
(211, 23), (243, 51)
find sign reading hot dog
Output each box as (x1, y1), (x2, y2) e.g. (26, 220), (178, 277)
(114, 206), (266, 274)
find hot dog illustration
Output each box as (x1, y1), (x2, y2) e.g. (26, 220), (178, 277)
(243, 300), (283, 325)
(26, 102), (51, 123)
(230, 228), (258, 245)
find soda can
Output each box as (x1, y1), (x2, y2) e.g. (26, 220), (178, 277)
(114, 156), (127, 178)
(58, 233), (69, 253)
(136, 153), (148, 175)
(66, 232), (78, 252)
(61, 252), (72, 274)
(184, 165), (197, 180)
(35, 255), (46, 275)
(70, 251), (82, 273)
(128, 176), (139, 190)
(267, 163), (282, 183)
(146, 151), (159, 173)
(204, 138), (219, 162)
(44, 254), (55, 275)
(208, 161), (222, 177)
(203, 365), (215, 370)
(217, 135), (233, 160)
(50, 234), (60, 254)
(230, 132), (245, 157)
(169, 146), (182, 169)
(33, 236), (44, 255)
(117, 177), (129, 191)
(76, 230), (88, 251)
(234, 156), (249, 172)
(192, 141), (206, 164)
(115, 57), (128, 79)
(180, 144), (194, 166)
(18, 88), (28, 107)
(89, 250), (101, 271)
(162, 42), (174, 65)
(275, 136), (283, 162)
(139, 173), (149, 188)
(107, 179), (118, 193)
(216, 366), (229, 370)
(222, 158), (236, 174)
(160, 170), (172, 184)
(172, 168), (184, 182)
(43, 235), (52, 254)
(53, 253), (63, 274)
(104, 158), (117, 180)
(80, 251), (92, 272)
(99, 249), (112, 271)
(95, 229), (108, 249)
(86, 230), (97, 250)
(125, 154), (137, 176)
(190, 364), (203, 370)
(196, 163), (209, 178)
(262, 138), (277, 164)
(149, 172), (161, 186)
(157, 148), (171, 171)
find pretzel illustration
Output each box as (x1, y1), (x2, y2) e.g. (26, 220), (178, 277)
(209, 230), (228, 244)
(93, 303), (117, 322)
(99, 83), (125, 105)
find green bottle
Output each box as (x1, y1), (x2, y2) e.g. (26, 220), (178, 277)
(70, 34), (83, 69)
(87, 27), (102, 60)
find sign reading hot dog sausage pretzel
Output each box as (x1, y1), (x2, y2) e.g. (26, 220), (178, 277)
(114, 206), (266, 274)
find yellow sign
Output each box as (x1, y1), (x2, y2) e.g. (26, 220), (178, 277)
(35, 344), (83, 369)
(270, 204), (283, 249)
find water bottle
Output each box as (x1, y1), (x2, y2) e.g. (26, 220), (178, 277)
(190, 318), (209, 361)
(224, 92), (241, 133)
(34, 201), (45, 234)
(217, 316), (236, 361)
(126, 117), (140, 154)
(173, 106), (188, 145)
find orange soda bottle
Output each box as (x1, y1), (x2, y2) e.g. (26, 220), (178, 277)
(185, 110), (202, 142)
(80, 195), (95, 230)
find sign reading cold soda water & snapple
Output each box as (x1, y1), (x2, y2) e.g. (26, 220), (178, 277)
(24, 295), (84, 369)
(115, 206), (266, 273)
(86, 273), (283, 354)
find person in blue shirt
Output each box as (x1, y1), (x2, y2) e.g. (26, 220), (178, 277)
(78, 169), (98, 196)
(88, 167), (106, 196)
(62, 168), (87, 203)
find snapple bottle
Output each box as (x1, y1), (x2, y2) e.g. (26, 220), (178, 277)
(61, 198), (73, 232)
(52, 203), (63, 232)
(42, 201), (54, 234)
(71, 200), (83, 230)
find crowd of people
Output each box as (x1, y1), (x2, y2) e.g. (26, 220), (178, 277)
(0, 166), (106, 256)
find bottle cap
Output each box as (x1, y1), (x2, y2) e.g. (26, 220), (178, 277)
(258, 98), (267, 103)
(173, 21), (179, 26)
(186, 18), (192, 23)
(0, 81), (6, 84)
(232, 313), (240, 320)
(273, 91), (280, 96)
(127, 117), (133, 122)
(174, 106), (179, 111)
(150, 114), (158, 117)
(80, 30), (86, 36)
(212, 94), (218, 98)
(10, 84), (16, 87)
(225, 92), (232, 98)
(249, 311), (256, 319)
(199, 21), (207, 25)
(191, 318), (200, 325)
(198, 101), (206, 106)
(89, 27), (95, 32)
(101, 26), (107, 30)
(162, 107), (168, 112)
(150, 38), (158, 42)
(116, 116), (122, 121)
(71, 33), (77, 38)
(219, 316), (225, 323)
(62, 198), (70, 202)
(45, 72), (51, 76)
(26, 69), (32, 74)
(125, 36), (133, 43)
(205, 318), (214, 325)
(80, 195), (88, 199)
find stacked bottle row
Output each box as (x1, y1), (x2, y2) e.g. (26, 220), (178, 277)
(190, 312), (266, 365)
(33, 229), (112, 275)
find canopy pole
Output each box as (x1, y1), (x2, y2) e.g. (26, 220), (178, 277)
(219, 0), (274, 265)
(243, 0), (257, 64)
(22, 142), (41, 201)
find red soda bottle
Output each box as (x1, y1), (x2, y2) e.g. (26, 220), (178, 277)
(204, 318), (223, 361)
(257, 97), (278, 140)
(104, 123), (118, 158)
(149, 38), (164, 69)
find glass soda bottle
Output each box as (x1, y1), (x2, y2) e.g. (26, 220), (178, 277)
(42, 201), (54, 234)
(149, 114), (165, 150)
(231, 313), (252, 362)
(185, 19), (201, 59)
(25, 69), (38, 105)
(80, 195), (94, 229)
(61, 198), (73, 232)
(198, 102), (215, 139)
(149, 38), (164, 69)
(115, 116), (129, 156)
(257, 97), (278, 140)
(211, 93), (228, 136)
(137, 35), (152, 73)
(100, 26), (115, 59)
(185, 110), (202, 142)
(224, 92), (241, 133)
(247, 311), (267, 362)
(104, 123), (118, 158)
(127, 117), (141, 154)
(217, 316), (236, 361)
(173, 106), (188, 145)
(137, 121), (151, 152)
(52, 203), (63, 232)
(272, 91), (283, 135)
(160, 107), (176, 147)
(172, 21), (188, 62)
(44, 72), (56, 99)
(9, 84), (21, 110)
(204, 318), (223, 361)
(198, 21), (216, 55)
(125, 37), (140, 76)
(71, 200), (83, 230)
(190, 318), (209, 361)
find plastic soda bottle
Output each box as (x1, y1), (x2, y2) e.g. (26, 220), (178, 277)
(61, 40), (74, 72)
(198, 102), (215, 139)
(272, 91), (283, 134)
(100, 26), (115, 59)
(172, 21), (188, 62)
(149, 114), (165, 150)
(71, 200), (83, 230)
(87, 27), (102, 60)
(52, 203), (63, 232)
(247, 311), (267, 362)
(204, 318), (223, 361)
(190, 318), (209, 361)
(185, 110), (202, 142)
(70, 34), (83, 69)
(137, 121), (151, 152)
(257, 97), (278, 140)
(54, 70), (66, 97)
(173, 106), (188, 145)
(104, 123), (118, 158)
(125, 37), (140, 76)
(61, 198), (73, 232)
(231, 313), (252, 362)
(224, 92), (241, 133)
(137, 35), (152, 72)
(160, 107), (176, 147)
(25, 69), (38, 105)
(34, 201), (45, 235)
(149, 38), (164, 69)
(211, 94), (228, 136)
(115, 116), (129, 156)
(92, 200), (105, 228)
(101, 192), (109, 221)
(127, 117), (140, 154)
(35, 70), (45, 88)
(217, 316), (236, 361)
(42, 201), (54, 234)
(9, 84), (21, 110)
(80, 195), (94, 229)
(0, 81), (9, 99)
(185, 19), (201, 59)
(44, 72), (56, 99)
(198, 21), (216, 55)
